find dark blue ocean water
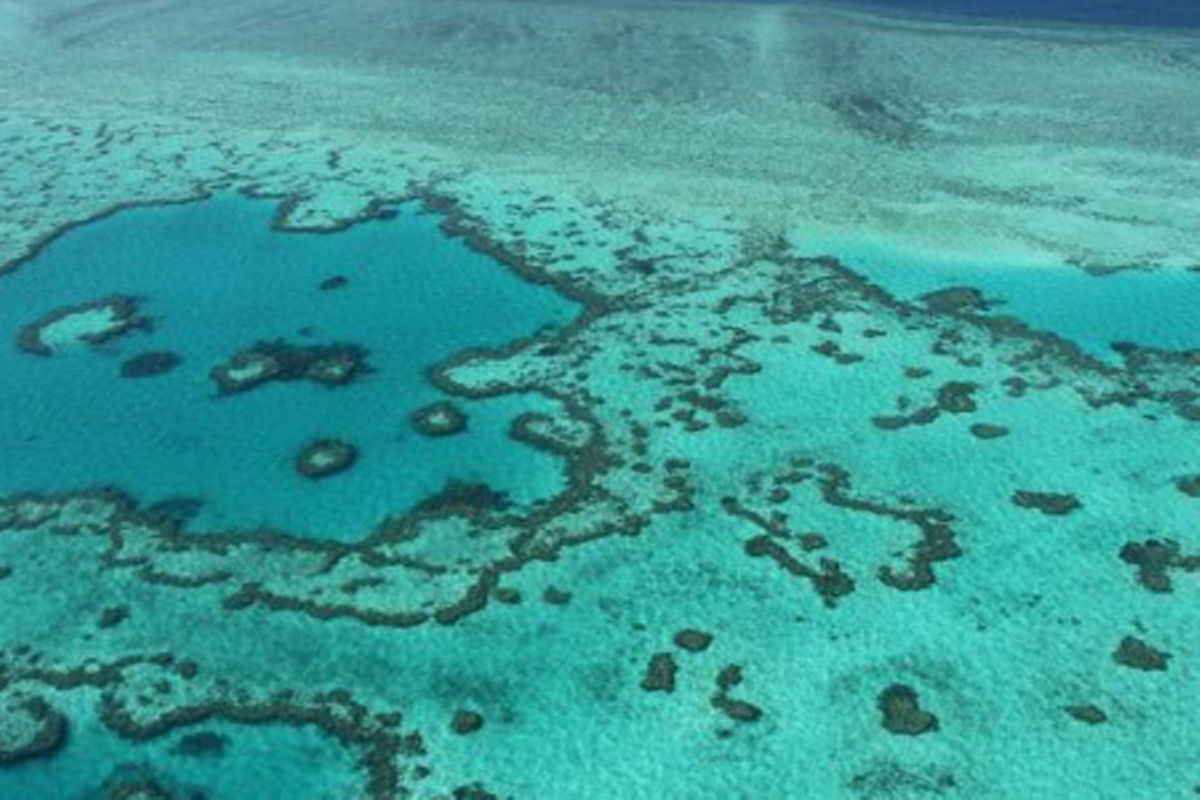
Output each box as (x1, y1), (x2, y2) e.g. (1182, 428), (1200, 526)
(728, 0), (1200, 29)
(853, 0), (1200, 27)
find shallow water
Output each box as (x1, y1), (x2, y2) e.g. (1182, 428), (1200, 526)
(0, 708), (359, 799)
(796, 239), (1200, 359)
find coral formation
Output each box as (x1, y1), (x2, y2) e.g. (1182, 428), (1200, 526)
(878, 684), (939, 736)
(409, 401), (468, 438)
(18, 294), (149, 357)
(295, 439), (359, 479)
(211, 340), (371, 395)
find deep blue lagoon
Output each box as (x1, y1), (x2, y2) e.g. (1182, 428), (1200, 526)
(0, 195), (579, 539)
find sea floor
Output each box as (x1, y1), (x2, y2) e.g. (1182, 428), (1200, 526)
(0, 1), (1198, 798)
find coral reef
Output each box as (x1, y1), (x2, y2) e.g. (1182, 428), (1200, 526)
(1113, 636), (1171, 671)
(409, 401), (468, 438)
(211, 340), (371, 395)
(878, 684), (939, 736)
(295, 439), (359, 479)
(18, 294), (149, 357)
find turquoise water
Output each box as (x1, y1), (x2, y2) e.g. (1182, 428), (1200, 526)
(1, 0), (1199, 796)
(797, 240), (1200, 359)
(0, 709), (358, 799)
(0, 195), (579, 540)
(1, 195), (1196, 800)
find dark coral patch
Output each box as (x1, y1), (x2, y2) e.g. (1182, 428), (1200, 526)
(919, 286), (991, 314)
(715, 664), (743, 692)
(1064, 704), (1107, 725)
(1119, 539), (1200, 593)
(744, 534), (855, 607)
(969, 423), (1009, 440)
(542, 586), (572, 605)
(872, 415), (912, 431)
(98, 606), (129, 629)
(169, 730), (229, 758)
(799, 533), (828, 551)
(1012, 491), (1082, 516)
(120, 350), (182, 378)
(295, 439), (358, 479)
(1176, 475), (1200, 498)
(872, 405), (939, 431)
(811, 339), (864, 365)
(319, 275), (349, 291)
(870, 381), (976, 431)
(935, 381), (980, 414)
(710, 664), (762, 723)
(712, 695), (763, 723)
(450, 710), (485, 735)
(1113, 635), (1171, 671)
(409, 480), (511, 516)
(211, 339), (371, 395)
(673, 629), (714, 653)
(640, 653), (678, 693)
(878, 684), (938, 736)
(493, 587), (521, 605)
(410, 400), (468, 438)
(726, 460), (960, 598)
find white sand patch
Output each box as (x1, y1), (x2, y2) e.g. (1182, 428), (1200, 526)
(223, 357), (272, 383)
(306, 449), (341, 470)
(36, 305), (121, 352)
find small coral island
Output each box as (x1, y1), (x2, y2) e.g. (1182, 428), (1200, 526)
(295, 439), (358, 479)
(210, 340), (371, 395)
(410, 401), (468, 437)
(17, 294), (150, 357)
